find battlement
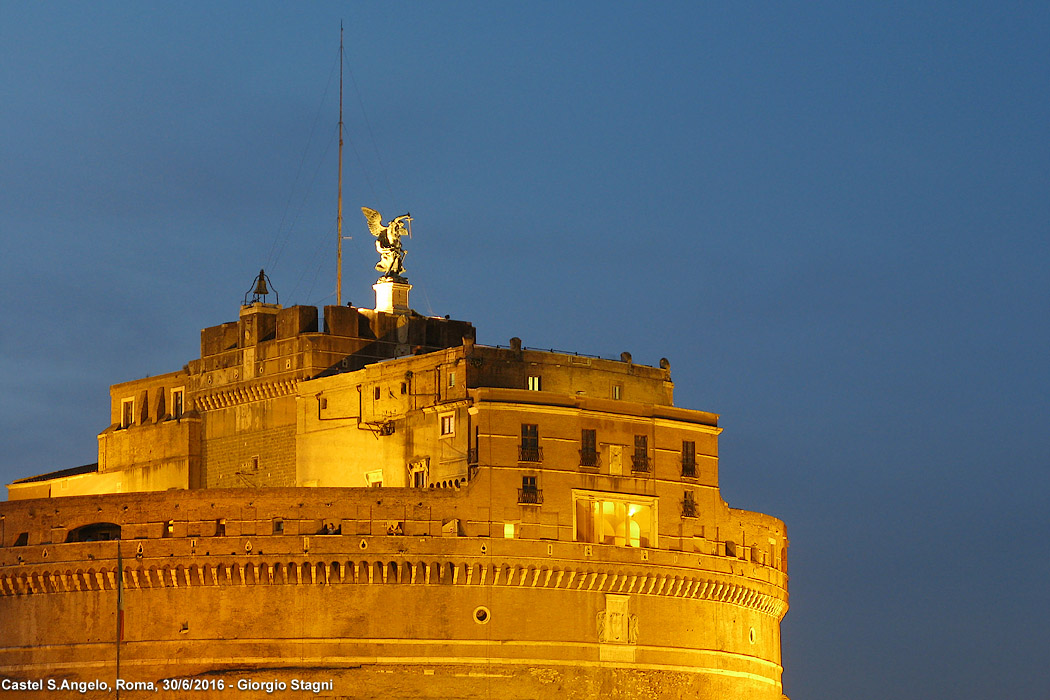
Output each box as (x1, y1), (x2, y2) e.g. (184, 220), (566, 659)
(0, 484), (788, 594)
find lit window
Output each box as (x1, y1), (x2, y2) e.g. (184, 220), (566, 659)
(573, 490), (657, 548)
(527, 375), (541, 391)
(612, 384), (622, 400)
(504, 523), (516, 539)
(448, 371), (456, 388)
(171, 388), (185, 419)
(121, 398), (135, 429)
(440, 413), (455, 437)
(365, 470), (384, 488)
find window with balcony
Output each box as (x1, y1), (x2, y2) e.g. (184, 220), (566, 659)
(580, 429), (599, 468)
(518, 475), (542, 504)
(682, 491), (697, 518)
(631, 435), (650, 472)
(573, 490), (657, 548)
(519, 424), (542, 462)
(682, 440), (697, 478)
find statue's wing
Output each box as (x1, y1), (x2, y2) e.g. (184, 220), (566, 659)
(361, 207), (384, 237)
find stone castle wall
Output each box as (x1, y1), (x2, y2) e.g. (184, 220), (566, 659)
(0, 485), (787, 700)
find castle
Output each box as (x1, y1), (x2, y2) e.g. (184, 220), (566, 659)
(0, 257), (789, 698)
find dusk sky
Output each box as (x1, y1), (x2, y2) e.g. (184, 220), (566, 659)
(2, 3), (1049, 698)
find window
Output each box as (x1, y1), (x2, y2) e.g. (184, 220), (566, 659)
(365, 470), (384, 488)
(171, 388), (185, 419)
(440, 413), (455, 437)
(448, 371), (456, 388)
(682, 491), (697, 518)
(580, 429), (599, 467)
(519, 475), (542, 504)
(612, 384), (622, 400)
(682, 440), (697, 477)
(573, 490), (657, 548)
(273, 519), (284, 534)
(409, 458), (429, 488)
(374, 386), (381, 400)
(65, 523), (121, 542)
(527, 375), (541, 391)
(121, 398), (135, 429)
(631, 435), (650, 472)
(216, 518), (226, 537)
(400, 382), (407, 395)
(519, 424), (541, 462)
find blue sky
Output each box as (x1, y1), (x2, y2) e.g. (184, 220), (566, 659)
(2, 3), (1049, 698)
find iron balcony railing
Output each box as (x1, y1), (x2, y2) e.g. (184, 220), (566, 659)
(518, 488), (543, 505)
(681, 459), (697, 478)
(682, 499), (697, 518)
(518, 445), (543, 462)
(579, 449), (600, 468)
(630, 453), (650, 472)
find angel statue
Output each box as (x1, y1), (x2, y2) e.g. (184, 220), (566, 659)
(362, 207), (411, 279)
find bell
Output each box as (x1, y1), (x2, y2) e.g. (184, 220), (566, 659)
(252, 269), (269, 296)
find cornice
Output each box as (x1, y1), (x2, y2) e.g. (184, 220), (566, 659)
(0, 555), (787, 620)
(194, 378), (300, 411)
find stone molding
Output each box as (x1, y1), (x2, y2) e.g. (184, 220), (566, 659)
(194, 379), (299, 411)
(0, 556), (787, 619)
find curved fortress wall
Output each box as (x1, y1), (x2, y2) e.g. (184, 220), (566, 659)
(0, 487), (786, 699)
(1, 301), (788, 699)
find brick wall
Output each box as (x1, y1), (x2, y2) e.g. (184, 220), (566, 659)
(201, 425), (297, 488)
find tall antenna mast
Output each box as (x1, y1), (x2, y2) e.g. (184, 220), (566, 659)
(336, 22), (345, 306)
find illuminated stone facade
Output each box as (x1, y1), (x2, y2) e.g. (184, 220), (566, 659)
(0, 295), (789, 699)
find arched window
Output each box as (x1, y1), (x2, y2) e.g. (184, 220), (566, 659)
(66, 523), (121, 542)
